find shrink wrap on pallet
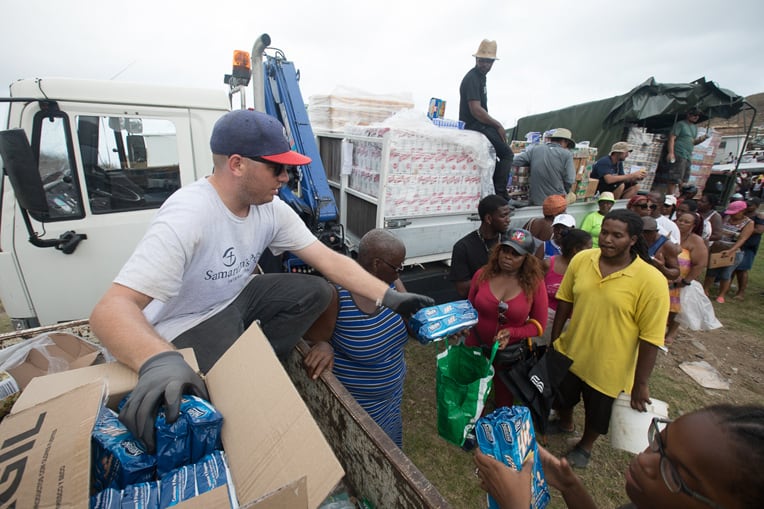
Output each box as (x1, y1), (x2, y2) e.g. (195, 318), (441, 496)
(308, 86), (414, 132)
(345, 111), (494, 217)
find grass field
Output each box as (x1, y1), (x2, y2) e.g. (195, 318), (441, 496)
(400, 252), (764, 509)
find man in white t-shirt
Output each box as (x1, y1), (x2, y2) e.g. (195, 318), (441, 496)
(90, 109), (434, 451)
(649, 191), (681, 246)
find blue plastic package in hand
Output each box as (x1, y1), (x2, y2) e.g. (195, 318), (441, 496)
(155, 406), (191, 477)
(410, 300), (478, 344)
(476, 406), (550, 509)
(180, 395), (223, 462)
(91, 407), (156, 492)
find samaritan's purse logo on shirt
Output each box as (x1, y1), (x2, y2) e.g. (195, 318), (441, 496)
(222, 247), (237, 267)
(204, 248), (257, 281)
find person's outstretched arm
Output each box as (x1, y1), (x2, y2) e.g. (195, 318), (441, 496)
(538, 446), (598, 509)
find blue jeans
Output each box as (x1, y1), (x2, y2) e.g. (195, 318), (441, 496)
(173, 273), (333, 372)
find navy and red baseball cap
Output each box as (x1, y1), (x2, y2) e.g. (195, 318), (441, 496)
(210, 109), (311, 166)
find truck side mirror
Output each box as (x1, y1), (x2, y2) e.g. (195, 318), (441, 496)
(0, 129), (51, 222)
(0, 128), (87, 254)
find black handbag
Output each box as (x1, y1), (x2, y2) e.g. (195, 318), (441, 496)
(482, 341), (532, 367)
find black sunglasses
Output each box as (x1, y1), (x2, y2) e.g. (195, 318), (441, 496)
(240, 155), (290, 176)
(377, 258), (404, 274)
(498, 301), (508, 324)
(638, 203), (658, 210)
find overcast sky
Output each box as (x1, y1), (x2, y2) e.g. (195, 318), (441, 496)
(1, 0), (763, 133)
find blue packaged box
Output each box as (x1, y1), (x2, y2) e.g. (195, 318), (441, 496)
(121, 481), (160, 509)
(180, 395), (223, 462)
(195, 451), (228, 495)
(90, 488), (121, 509)
(91, 407), (156, 492)
(476, 407), (550, 509)
(160, 464), (197, 507)
(155, 406), (191, 476)
(427, 98), (446, 119)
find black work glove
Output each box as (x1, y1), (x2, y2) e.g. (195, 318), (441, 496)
(381, 288), (434, 317)
(119, 350), (209, 453)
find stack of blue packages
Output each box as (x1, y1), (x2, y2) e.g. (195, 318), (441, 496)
(476, 406), (550, 509)
(410, 300), (478, 344)
(91, 407), (156, 492)
(91, 395), (226, 508)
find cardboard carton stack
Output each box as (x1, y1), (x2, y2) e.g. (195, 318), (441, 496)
(572, 147), (598, 201)
(308, 88), (414, 132)
(346, 123), (495, 217)
(624, 127), (664, 192)
(689, 129), (721, 193)
(508, 141), (530, 201)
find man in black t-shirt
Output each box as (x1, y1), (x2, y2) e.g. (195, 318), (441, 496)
(448, 194), (511, 298)
(459, 39), (513, 200)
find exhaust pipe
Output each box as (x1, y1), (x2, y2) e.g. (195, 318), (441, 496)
(251, 34), (271, 112)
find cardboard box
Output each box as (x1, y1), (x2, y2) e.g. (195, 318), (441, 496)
(4, 332), (101, 390)
(2, 323), (344, 508)
(709, 250), (736, 269)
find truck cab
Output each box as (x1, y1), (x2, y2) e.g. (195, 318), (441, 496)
(1, 78), (229, 328)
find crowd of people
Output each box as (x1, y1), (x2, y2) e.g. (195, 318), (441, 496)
(455, 39), (762, 506)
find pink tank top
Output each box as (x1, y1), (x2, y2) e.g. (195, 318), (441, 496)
(544, 256), (565, 311)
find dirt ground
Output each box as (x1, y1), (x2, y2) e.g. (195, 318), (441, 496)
(659, 325), (763, 406)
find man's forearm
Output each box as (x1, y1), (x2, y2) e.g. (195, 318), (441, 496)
(551, 301), (573, 342)
(91, 287), (174, 372)
(634, 340), (659, 386)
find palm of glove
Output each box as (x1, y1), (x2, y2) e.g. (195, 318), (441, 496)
(119, 351), (209, 452)
(381, 288), (435, 317)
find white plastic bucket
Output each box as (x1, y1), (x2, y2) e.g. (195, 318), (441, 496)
(609, 393), (669, 454)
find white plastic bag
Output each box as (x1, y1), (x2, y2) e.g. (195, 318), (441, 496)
(675, 281), (722, 331)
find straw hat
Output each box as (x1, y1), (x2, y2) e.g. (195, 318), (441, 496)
(473, 39), (498, 60)
(550, 128), (576, 148)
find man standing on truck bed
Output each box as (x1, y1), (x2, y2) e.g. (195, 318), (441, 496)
(665, 107), (709, 196)
(459, 39), (513, 200)
(90, 109), (434, 452)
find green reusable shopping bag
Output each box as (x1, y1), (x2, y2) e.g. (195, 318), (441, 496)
(436, 341), (499, 446)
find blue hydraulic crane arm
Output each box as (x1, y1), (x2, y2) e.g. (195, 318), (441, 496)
(261, 55), (339, 225)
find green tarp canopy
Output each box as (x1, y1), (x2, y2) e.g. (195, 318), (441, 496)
(511, 77), (750, 157)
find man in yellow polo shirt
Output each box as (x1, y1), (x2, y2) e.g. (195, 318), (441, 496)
(549, 208), (669, 468)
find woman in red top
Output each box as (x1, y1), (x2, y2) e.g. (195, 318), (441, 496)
(467, 228), (548, 408)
